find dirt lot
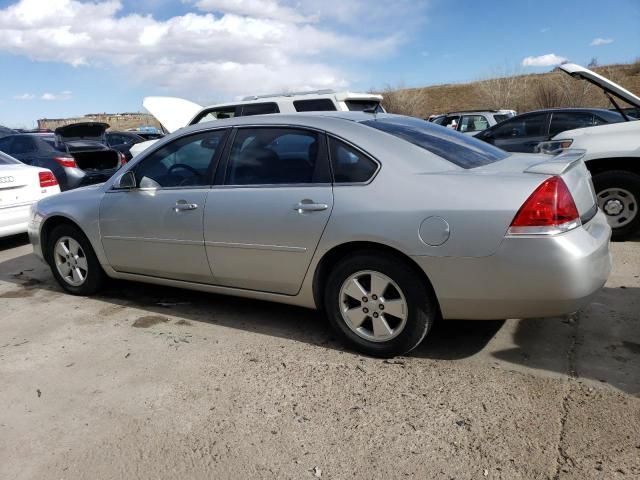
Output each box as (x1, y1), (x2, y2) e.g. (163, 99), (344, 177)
(0, 234), (638, 480)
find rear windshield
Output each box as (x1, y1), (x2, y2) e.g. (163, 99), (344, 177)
(493, 114), (511, 123)
(362, 116), (509, 169)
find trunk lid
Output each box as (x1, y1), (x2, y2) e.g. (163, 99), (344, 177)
(55, 122), (109, 143)
(143, 96), (203, 133)
(559, 63), (640, 109)
(0, 164), (43, 206)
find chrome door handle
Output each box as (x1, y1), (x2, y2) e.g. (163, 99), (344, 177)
(174, 201), (198, 212)
(294, 201), (329, 213)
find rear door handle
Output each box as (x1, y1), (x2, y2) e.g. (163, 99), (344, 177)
(174, 201), (198, 212)
(294, 201), (329, 213)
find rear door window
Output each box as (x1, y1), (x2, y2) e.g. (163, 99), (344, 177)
(293, 99), (337, 112)
(549, 112), (594, 137)
(459, 115), (489, 133)
(493, 113), (547, 139)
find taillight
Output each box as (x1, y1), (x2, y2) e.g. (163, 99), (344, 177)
(54, 156), (77, 168)
(119, 152), (127, 165)
(508, 176), (580, 235)
(39, 171), (58, 188)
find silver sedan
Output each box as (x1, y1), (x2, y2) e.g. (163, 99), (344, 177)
(28, 113), (612, 357)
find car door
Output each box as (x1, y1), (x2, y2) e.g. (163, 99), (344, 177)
(204, 127), (333, 295)
(99, 128), (229, 283)
(483, 113), (549, 152)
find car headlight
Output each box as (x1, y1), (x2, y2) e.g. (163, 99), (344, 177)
(535, 139), (573, 155)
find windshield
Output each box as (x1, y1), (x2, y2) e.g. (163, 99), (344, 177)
(362, 116), (509, 169)
(0, 151), (21, 165)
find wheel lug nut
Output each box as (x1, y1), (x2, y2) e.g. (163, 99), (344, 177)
(373, 312), (379, 318)
(379, 304), (384, 310)
(372, 295), (378, 300)
(362, 297), (368, 303)
(363, 308), (369, 314)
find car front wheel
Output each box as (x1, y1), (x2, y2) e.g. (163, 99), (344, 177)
(48, 224), (106, 295)
(324, 252), (438, 357)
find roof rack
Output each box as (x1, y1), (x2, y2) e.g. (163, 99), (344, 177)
(241, 89), (336, 101)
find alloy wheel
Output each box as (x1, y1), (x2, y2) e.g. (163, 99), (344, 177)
(339, 270), (408, 342)
(54, 236), (89, 287)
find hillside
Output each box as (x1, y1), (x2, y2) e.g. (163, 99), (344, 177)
(381, 61), (640, 118)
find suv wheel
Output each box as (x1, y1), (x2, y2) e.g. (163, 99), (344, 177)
(324, 252), (437, 357)
(593, 170), (640, 241)
(48, 224), (106, 295)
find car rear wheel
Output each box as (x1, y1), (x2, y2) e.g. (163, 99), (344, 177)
(48, 224), (105, 295)
(324, 252), (437, 357)
(593, 170), (640, 241)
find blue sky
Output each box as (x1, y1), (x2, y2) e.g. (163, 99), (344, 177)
(0, 0), (638, 128)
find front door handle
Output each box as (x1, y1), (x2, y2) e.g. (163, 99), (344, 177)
(174, 200), (198, 212)
(294, 200), (329, 213)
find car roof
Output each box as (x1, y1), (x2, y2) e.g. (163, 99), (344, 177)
(207, 91), (383, 109)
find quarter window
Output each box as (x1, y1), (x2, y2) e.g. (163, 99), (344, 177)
(329, 138), (378, 183)
(225, 128), (329, 185)
(294, 99), (337, 112)
(134, 130), (227, 188)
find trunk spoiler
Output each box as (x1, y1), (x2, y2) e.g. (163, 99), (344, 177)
(524, 149), (586, 175)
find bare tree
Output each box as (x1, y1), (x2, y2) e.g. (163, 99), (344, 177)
(379, 84), (428, 117)
(477, 65), (527, 110)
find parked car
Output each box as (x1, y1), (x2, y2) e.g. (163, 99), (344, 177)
(29, 112), (611, 357)
(0, 123), (125, 190)
(106, 131), (146, 161)
(474, 108), (626, 153)
(129, 90), (385, 157)
(126, 127), (165, 141)
(536, 63), (640, 240)
(0, 151), (60, 238)
(428, 110), (517, 135)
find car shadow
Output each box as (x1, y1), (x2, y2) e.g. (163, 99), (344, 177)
(491, 287), (640, 396)
(0, 233), (30, 251)
(0, 251), (503, 360)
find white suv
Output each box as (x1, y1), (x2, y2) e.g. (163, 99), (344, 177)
(537, 64), (640, 240)
(429, 110), (516, 135)
(131, 90), (384, 156)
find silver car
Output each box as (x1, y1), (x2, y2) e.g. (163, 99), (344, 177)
(28, 113), (612, 357)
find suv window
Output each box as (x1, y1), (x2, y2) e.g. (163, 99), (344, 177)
(549, 112), (594, 137)
(460, 115), (489, 133)
(294, 99), (337, 112)
(492, 114), (510, 123)
(240, 102), (280, 116)
(345, 100), (383, 112)
(362, 117), (508, 169)
(493, 113), (547, 139)
(329, 138), (378, 183)
(441, 115), (461, 130)
(11, 136), (36, 154)
(225, 128), (329, 185)
(194, 106), (238, 123)
(134, 130), (227, 188)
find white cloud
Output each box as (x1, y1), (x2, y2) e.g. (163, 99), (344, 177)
(522, 53), (568, 67)
(590, 37), (613, 46)
(41, 91), (73, 101)
(0, 0), (421, 99)
(13, 93), (35, 100)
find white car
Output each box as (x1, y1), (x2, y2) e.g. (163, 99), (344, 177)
(0, 151), (60, 238)
(130, 90), (384, 157)
(537, 64), (640, 240)
(430, 109), (517, 135)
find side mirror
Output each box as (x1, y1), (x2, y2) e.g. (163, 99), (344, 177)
(114, 170), (136, 190)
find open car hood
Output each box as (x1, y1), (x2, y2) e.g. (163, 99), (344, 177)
(142, 96), (203, 134)
(559, 63), (640, 109)
(54, 122), (109, 142)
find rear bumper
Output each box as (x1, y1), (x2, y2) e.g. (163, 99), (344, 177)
(413, 210), (612, 320)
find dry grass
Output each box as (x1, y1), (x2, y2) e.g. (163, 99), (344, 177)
(381, 61), (640, 117)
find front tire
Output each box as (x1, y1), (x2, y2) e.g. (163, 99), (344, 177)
(47, 224), (106, 295)
(593, 170), (640, 241)
(324, 252), (437, 357)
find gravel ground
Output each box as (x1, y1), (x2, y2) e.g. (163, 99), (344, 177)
(0, 234), (638, 480)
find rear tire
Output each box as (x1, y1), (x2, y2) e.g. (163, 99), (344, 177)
(47, 224), (106, 295)
(324, 251), (437, 357)
(592, 170), (640, 241)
